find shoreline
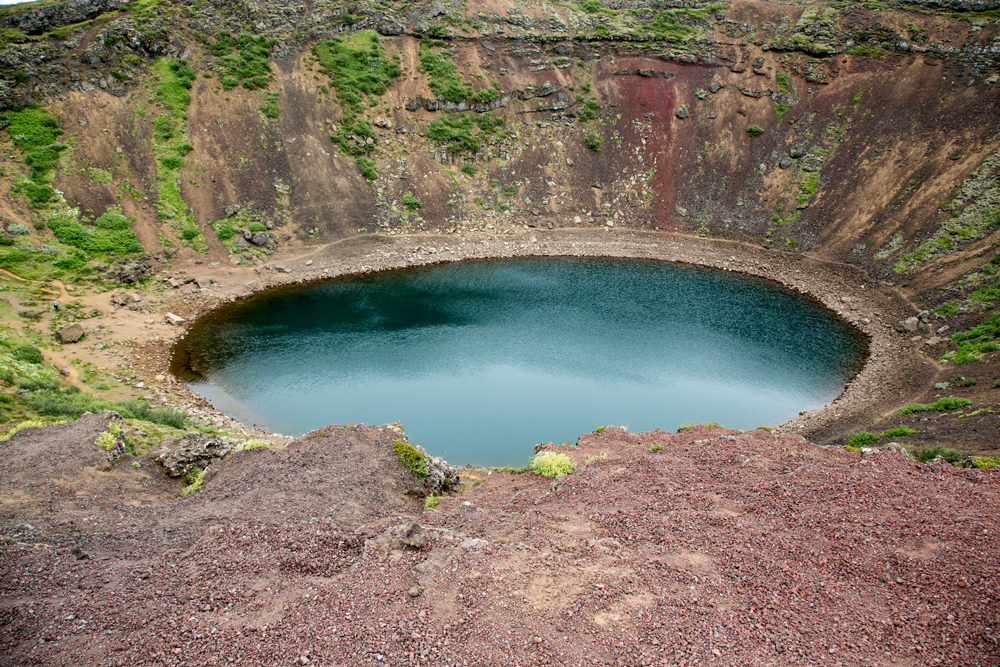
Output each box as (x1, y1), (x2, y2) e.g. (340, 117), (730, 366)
(102, 228), (931, 446)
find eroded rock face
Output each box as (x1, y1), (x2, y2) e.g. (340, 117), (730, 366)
(150, 433), (242, 477)
(418, 446), (461, 494)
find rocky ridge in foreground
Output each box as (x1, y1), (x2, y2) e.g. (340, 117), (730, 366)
(1, 420), (997, 666)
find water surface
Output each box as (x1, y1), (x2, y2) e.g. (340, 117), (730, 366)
(171, 258), (864, 466)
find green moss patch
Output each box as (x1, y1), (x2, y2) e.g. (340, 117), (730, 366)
(393, 439), (427, 478)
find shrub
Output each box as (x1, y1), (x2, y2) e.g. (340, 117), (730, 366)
(426, 115), (479, 155)
(213, 221), (237, 241)
(180, 226), (201, 240)
(160, 154), (184, 170)
(424, 495), (442, 509)
(94, 211), (131, 230)
(356, 156), (377, 181)
(747, 125), (764, 137)
(972, 456), (999, 469)
(585, 131), (603, 151)
(153, 115), (178, 141)
(392, 439), (427, 478)
(650, 444), (664, 452)
(587, 452), (608, 462)
(248, 222), (267, 233)
(259, 93), (279, 118)
(11, 344), (42, 364)
(916, 445), (962, 465)
(460, 164), (476, 176)
(899, 396), (973, 414)
(529, 451), (576, 477)
(21, 182), (54, 207)
(846, 431), (879, 448)
(580, 0), (601, 13)
(400, 192), (423, 211)
(7, 224), (29, 235)
(881, 426), (918, 438)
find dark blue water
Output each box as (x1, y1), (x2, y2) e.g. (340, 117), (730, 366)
(170, 258), (865, 466)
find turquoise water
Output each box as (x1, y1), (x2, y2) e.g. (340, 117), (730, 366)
(170, 257), (865, 467)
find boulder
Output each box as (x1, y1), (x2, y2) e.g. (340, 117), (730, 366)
(165, 312), (185, 325)
(675, 106), (689, 120)
(55, 323), (84, 344)
(113, 258), (154, 284)
(250, 231), (269, 246)
(150, 432), (243, 477)
(894, 316), (920, 333)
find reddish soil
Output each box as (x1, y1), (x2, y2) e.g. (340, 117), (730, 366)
(2, 421), (997, 666)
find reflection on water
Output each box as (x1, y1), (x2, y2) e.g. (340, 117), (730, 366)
(171, 257), (865, 466)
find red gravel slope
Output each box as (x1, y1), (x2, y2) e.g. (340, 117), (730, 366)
(1, 424), (998, 666)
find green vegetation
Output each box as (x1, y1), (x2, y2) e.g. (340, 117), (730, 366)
(419, 38), (499, 104)
(312, 32), (402, 181)
(747, 125), (764, 137)
(650, 443), (664, 452)
(95, 420), (124, 452)
(894, 152), (1000, 273)
(211, 32), (275, 90)
(181, 467), (206, 496)
(392, 439), (427, 478)
(239, 438), (272, 451)
(972, 456), (999, 469)
(899, 396), (973, 414)
(424, 494), (442, 509)
(3, 104), (66, 208)
(529, 451), (576, 477)
(427, 114), (479, 155)
(259, 92), (279, 119)
(948, 313), (1000, 364)
(151, 59), (197, 235)
(460, 164), (476, 176)
(577, 97), (600, 122)
(47, 210), (142, 255)
(595, 426), (606, 433)
(587, 452), (608, 463)
(585, 131), (603, 151)
(580, 0), (601, 13)
(155, 58), (195, 114)
(400, 192), (423, 211)
(313, 31), (400, 109)
(775, 72), (789, 93)
(0, 419), (47, 441)
(356, 156), (377, 181)
(915, 445), (962, 465)
(845, 425), (918, 448)
(852, 88), (867, 105)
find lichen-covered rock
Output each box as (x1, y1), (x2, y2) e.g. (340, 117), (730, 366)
(150, 432), (242, 477)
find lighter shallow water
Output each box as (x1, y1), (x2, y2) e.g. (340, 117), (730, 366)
(171, 257), (865, 466)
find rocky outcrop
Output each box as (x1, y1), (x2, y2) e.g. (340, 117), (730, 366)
(1, 0), (129, 36)
(150, 432), (243, 478)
